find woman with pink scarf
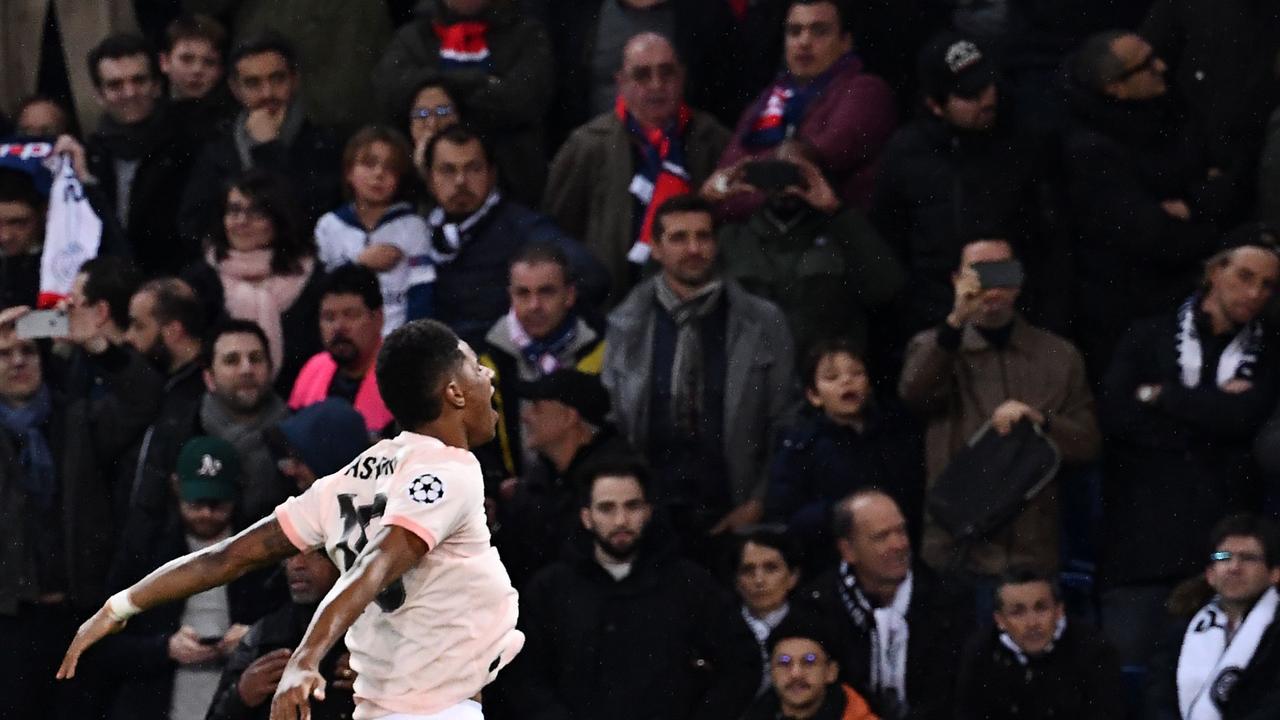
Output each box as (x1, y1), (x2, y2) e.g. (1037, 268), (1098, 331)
(184, 170), (324, 394)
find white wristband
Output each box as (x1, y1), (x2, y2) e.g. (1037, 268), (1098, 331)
(106, 591), (141, 623)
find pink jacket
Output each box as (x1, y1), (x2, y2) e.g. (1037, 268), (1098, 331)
(289, 350), (393, 432)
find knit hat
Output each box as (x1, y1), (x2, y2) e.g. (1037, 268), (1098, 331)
(918, 31), (997, 101)
(176, 436), (241, 502)
(273, 399), (371, 478)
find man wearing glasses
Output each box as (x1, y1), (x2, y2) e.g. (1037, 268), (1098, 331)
(742, 613), (877, 720)
(545, 31), (730, 305)
(1152, 514), (1280, 720)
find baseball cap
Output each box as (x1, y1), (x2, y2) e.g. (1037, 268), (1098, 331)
(515, 370), (611, 427)
(176, 436), (241, 502)
(918, 31), (997, 101)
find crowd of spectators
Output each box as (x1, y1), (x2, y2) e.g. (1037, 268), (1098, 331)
(5, 0), (1280, 719)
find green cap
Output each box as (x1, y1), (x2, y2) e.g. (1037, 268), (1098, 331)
(176, 436), (241, 502)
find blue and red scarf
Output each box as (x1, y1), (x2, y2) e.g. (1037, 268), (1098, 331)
(617, 96), (692, 263)
(434, 20), (492, 70)
(743, 53), (853, 148)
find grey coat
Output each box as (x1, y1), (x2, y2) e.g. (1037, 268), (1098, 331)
(602, 277), (799, 505)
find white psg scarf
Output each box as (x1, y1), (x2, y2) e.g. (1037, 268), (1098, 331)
(39, 154), (102, 307)
(1177, 586), (1278, 720)
(1175, 294), (1264, 389)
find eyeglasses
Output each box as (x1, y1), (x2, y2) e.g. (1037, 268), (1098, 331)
(624, 63), (679, 84)
(773, 652), (825, 669)
(411, 105), (455, 121)
(1117, 52), (1159, 81)
(225, 202), (268, 221)
(1210, 550), (1266, 565)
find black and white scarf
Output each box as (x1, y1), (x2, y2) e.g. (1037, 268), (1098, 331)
(999, 615), (1067, 666)
(1175, 293), (1265, 389)
(741, 603), (789, 696)
(425, 190), (501, 265)
(1177, 586), (1279, 720)
(837, 562), (912, 716)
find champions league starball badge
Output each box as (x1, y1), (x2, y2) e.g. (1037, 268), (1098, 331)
(408, 474), (445, 505)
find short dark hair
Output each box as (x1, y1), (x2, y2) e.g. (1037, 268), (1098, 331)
(88, 34), (158, 88)
(787, 0), (852, 35)
(320, 264), (383, 311)
(801, 336), (865, 391)
(229, 31), (298, 72)
(734, 528), (802, 573)
(766, 610), (839, 658)
(14, 95), (71, 135)
(164, 13), (227, 54)
(578, 456), (652, 508)
(652, 194), (715, 242)
(138, 278), (206, 340)
(508, 241), (572, 283)
(0, 169), (44, 211)
(376, 320), (464, 429)
(423, 124), (495, 172)
(1071, 30), (1130, 93)
(206, 320), (271, 368)
(993, 565), (1061, 612)
(1209, 513), (1280, 568)
(79, 256), (142, 330)
(211, 170), (314, 274)
(831, 487), (896, 540)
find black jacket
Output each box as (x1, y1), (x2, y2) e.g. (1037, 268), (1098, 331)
(955, 622), (1124, 720)
(96, 519), (281, 720)
(502, 529), (759, 720)
(0, 250), (39, 309)
(87, 107), (202, 277)
(872, 115), (1070, 337)
(797, 564), (974, 720)
(1099, 312), (1278, 586)
(177, 118), (344, 242)
(206, 600), (353, 720)
(1060, 78), (1229, 371)
(373, 0), (552, 206)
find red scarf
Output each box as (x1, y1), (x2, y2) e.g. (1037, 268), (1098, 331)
(616, 96), (693, 262)
(433, 21), (492, 69)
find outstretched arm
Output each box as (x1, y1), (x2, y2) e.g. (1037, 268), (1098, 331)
(57, 516), (299, 679)
(270, 524), (427, 720)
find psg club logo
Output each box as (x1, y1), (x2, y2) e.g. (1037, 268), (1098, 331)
(408, 474), (445, 505)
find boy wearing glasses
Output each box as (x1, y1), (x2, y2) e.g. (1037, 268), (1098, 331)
(744, 613), (876, 720)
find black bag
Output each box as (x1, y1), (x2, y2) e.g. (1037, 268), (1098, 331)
(928, 419), (1060, 543)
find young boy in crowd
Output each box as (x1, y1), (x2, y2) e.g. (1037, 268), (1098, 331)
(315, 125), (433, 336)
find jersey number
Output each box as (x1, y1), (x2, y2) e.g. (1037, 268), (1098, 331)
(333, 493), (407, 612)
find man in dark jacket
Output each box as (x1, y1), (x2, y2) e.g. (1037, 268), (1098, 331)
(742, 612), (877, 720)
(1100, 237), (1280, 671)
(206, 549), (352, 720)
(178, 33), (343, 241)
(374, 0), (552, 206)
(798, 489), (973, 720)
(98, 437), (280, 720)
(503, 457), (759, 720)
(494, 369), (634, 588)
(83, 34), (200, 277)
(873, 31), (1068, 338)
(956, 567), (1124, 720)
(422, 125), (608, 347)
(0, 168), (43, 309)
(1061, 30), (1232, 375)
(0, 306), (155, 718)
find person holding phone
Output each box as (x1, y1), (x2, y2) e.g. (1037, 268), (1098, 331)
(899, 239), (1101, 591)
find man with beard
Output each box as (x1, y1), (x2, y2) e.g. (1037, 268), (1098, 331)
(123, 278), (209, 521)
(505, 458), (759, 720)
(289, 265), (392, 436)
(798, 489), (973, 720)
(741, 613), (877, 720)
(422, 125), (608, 346)
(206, 549), (356, 720)
(603, 194), (798, 550)
(719, 138), (904, 356)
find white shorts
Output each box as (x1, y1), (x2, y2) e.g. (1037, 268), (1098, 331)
(380, 701), (483, 720)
